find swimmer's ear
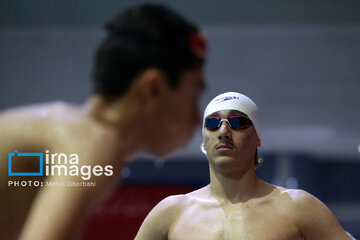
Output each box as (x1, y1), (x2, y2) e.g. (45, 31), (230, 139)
(136, 68), (167, 102)
(200, 143), (207, 155)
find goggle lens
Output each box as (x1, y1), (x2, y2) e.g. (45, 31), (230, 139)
(205, 116), (253, 131)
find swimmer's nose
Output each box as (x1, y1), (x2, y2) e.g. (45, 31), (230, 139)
(218, 121), (232, 140)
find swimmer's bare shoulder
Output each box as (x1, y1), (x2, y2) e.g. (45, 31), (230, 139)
(135, 186), (209, 240)
(0, 103), (60, 189)
(1, 101), (119, 170)
(276, 187), (351, 240)
(0, 103), (51, 153)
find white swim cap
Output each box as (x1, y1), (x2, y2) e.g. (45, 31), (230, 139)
(203, 92), (262, 139)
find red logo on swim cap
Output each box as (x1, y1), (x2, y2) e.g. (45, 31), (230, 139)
(189, 33), (208, 58)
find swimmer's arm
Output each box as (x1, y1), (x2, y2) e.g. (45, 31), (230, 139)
(19, 177), (95, 240)
(293, 190), (352, 240)
(19, 143), (120, 240)
(135, 195), (182, 240)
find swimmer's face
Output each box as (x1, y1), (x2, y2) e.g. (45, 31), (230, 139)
(150, 66), (205, 157)
(203, 110), (260, 174)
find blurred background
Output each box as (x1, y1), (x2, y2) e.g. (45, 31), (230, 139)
(1, 0), (359, 239)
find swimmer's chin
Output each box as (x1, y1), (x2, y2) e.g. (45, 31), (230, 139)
(135, 146), (178, 161)
(153, 142), (188, 160)
(140, 134), (192, 160)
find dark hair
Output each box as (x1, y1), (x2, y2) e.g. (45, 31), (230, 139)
(92, 3), (206, 99)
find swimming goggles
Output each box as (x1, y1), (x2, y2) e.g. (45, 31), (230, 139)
(205, 115), (253, 131)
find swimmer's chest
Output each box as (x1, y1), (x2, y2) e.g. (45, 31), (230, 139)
(168, 201), (304, 240)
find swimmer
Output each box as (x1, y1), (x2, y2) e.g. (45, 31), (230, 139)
(0, 4), (207, 240)
(135, 92), (353, 240)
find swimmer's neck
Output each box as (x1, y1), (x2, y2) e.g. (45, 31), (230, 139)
(81, 95), (146, 157)
(208, 166), (264, 204)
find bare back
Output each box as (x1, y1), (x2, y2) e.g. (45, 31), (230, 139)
(0, 102), (121, 239)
